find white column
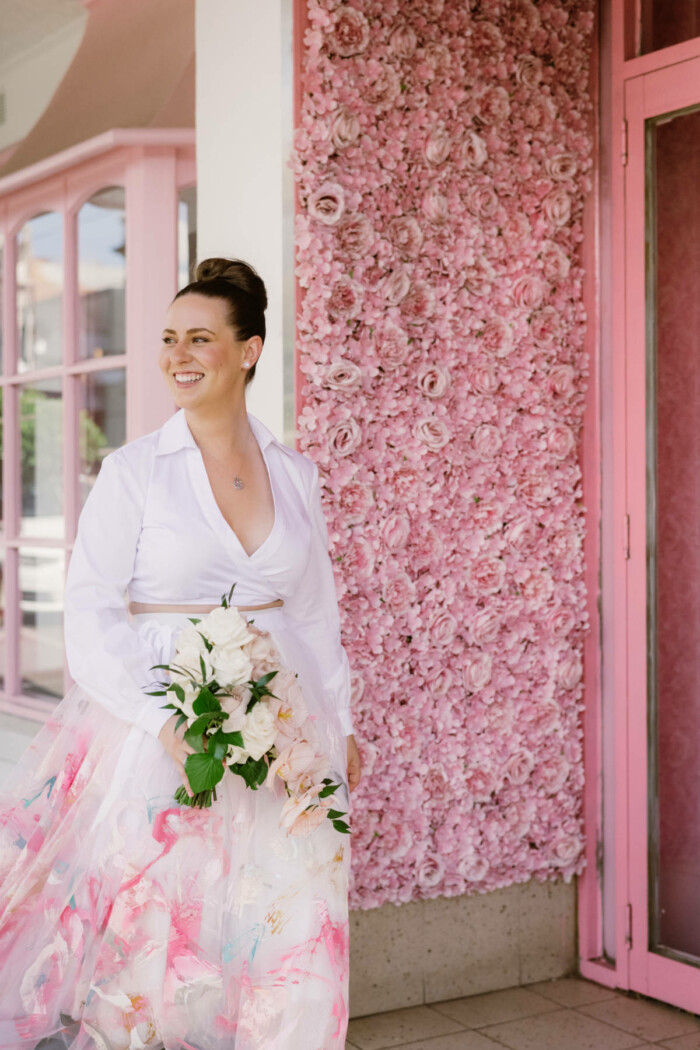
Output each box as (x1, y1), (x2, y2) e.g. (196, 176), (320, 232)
(195, 0), (293, 444)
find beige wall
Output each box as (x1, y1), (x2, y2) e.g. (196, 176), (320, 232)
(195, 0), (294, 445)
(350, 878), (577, 1017)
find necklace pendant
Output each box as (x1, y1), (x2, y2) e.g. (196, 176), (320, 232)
(233, 476), (245, 490)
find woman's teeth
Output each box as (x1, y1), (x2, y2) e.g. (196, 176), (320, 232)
(174, 373), (204, 385)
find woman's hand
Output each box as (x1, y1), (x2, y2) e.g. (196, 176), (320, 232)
(346, 734), (362, 793)
(158, 714), (196, 798)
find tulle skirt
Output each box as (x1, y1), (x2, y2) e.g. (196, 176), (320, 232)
(0, 609), (350, 1050)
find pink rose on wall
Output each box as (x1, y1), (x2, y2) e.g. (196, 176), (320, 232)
(463, 651), (493, 692)
(308, 181), (345, 225)
(382, 512), (411, 550)
(294, 0), (593, 909)
(387, 216), (424, 259)
(383, 572), (417, 611)
(338, 213), (375, 257)
(382, 269), (411, 306)
(421, 187), (449, 224)
(330, 7), (370, 57)
(414, 417), (451, 450)
(325, 359), (362, 392)
(328, 417), (362, 457)
(377, 321), (410, 370)
(389, 24), (418, 59)
(481, 318), (514, 358)
(338, 481), (373, 524)
(328, 276), (362, 319)
(468, 555), (506, 596)
(331, 106), (361, 150)
(478, 86), (511, 125)
(417, 364), (450, 399)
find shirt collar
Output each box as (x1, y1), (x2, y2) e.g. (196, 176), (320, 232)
(155, 407), (281, 456)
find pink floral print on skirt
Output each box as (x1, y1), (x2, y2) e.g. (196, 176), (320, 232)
(0, 630), (350, 1049)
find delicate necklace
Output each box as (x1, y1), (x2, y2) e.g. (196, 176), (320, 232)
(201, 426), (252, 490)
(232, 427), (252, 490)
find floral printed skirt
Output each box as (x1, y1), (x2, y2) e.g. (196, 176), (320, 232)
(0, 611), (350, 1050)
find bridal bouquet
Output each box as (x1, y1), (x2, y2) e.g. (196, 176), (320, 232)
(147, 584), (350, 836)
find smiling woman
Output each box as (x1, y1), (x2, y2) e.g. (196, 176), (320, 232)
(0, 256), (361, 1049)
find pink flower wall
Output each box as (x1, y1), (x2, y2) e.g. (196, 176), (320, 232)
(292, 0), (595, 909)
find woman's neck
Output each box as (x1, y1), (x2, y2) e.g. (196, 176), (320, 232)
(184, 402), (251, 459)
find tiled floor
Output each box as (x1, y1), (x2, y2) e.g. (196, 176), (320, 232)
(346, 976), (700, 1050)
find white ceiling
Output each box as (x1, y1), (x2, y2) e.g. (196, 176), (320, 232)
(0, 0), (85, 68)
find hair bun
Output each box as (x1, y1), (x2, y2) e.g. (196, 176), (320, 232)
(194, 257), (268, 312)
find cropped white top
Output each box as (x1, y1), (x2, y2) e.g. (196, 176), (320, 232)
(63, 408), (354, 739)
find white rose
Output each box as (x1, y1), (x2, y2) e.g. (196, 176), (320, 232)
(201, 606), (253, 649)
(211, 644), (253, 689)
(174, 622), (208, 653)
(171, 643), (214, 685)
(227, 745), (248, 766)
(241, 703), (277, 761)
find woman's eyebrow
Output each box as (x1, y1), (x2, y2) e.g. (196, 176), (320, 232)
(162, 327), (216, 335)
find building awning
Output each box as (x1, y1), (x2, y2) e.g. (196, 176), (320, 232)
(0, 0), (194, 179)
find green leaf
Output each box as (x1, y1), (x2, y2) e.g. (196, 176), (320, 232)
(326, 809), (346, 820)
(319, 783), (340, 798)
(145, 689), (168, 697)
(184, 752), (225, 793)
(169, 683), (186, 703)
(160, 702), (178, 711)
(332, 820), (351, 834)
(192, 687), (220, 715)
(207, 732), (230, 762)
(230, 755), (268, 790)
(183, 726), (206, 753)
(220, 730), (244, 747)
(187, 712), (220, 736)
(187, 617), (202, 626)
(175, 713), (188, 732)
(197, 632), (213, 653)
(254, 671), (278, 689)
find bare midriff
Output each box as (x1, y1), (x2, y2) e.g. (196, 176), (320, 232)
(128, 598), (284, 615)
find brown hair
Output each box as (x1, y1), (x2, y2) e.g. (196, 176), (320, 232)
(174, 257), (268, 386)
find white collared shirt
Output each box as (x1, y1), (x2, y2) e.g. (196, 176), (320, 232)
(63, 409), (354, 739)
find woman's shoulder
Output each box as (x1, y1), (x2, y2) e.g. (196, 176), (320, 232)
(94, 426), (162, 493)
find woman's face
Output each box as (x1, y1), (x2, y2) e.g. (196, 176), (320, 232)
(160, 293), (260, 411)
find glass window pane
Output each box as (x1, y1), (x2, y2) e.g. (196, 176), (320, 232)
(78, 368), (126, 506)
(16, 212), (63, 372)
(178, 186), (197, 289)
(78, 186), (126, 360)
(0, 232), (4, 373)
(648, 104), (700, 958)
(642, 0), (700, 54)
(20, 379), (63, 539)
(19, 546), (64, 700)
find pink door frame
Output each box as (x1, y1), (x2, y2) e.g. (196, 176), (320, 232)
(578, 0), (700, 1008)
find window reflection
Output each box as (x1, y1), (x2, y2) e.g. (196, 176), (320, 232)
(178, 186), (197, 289)
(78, 368), (126, 506)
(19, 546), (64, 700)
(20, 379), (63, 539)
(16, 212), (63, 372)
(78, 187), (126, 360)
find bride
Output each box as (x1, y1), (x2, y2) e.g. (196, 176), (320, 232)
(0, 257), (361, 1050)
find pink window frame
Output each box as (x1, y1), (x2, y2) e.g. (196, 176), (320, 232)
(0, 128), (195, 721)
